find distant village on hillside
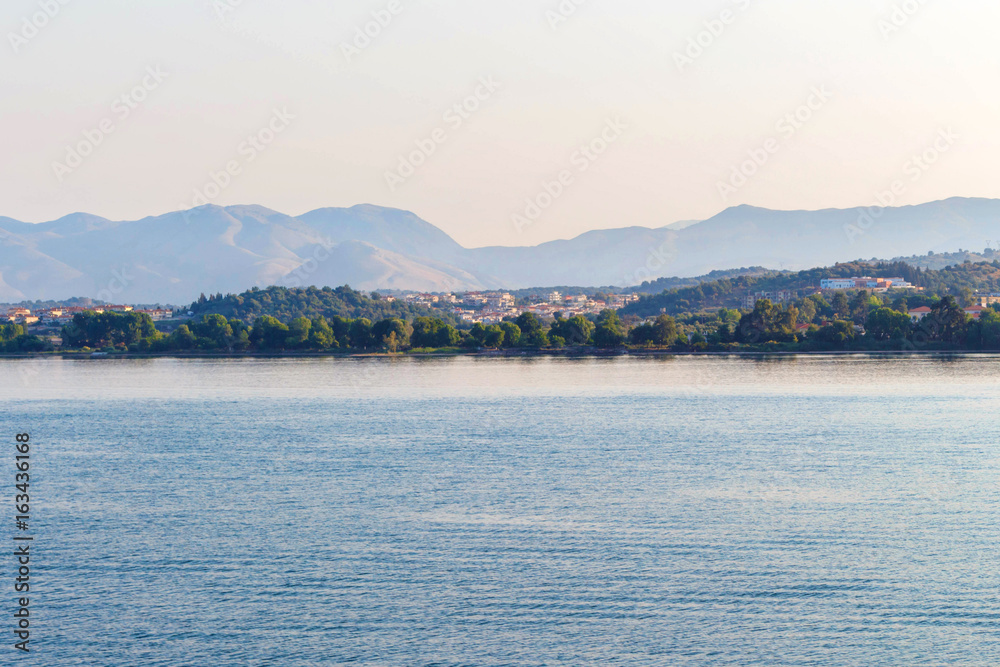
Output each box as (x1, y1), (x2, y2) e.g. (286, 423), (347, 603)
(4, 276), (1000, 335)
(397, 291), (642, 324)
(3, 305), (173, 327)
(2, 291), (644, 331)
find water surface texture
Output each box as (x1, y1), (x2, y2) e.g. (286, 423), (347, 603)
(2, 356), (999, 665)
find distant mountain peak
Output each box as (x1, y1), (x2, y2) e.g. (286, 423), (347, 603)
(222, 204), (284, 216)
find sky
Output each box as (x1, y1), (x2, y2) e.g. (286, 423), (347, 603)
(2, 0), (999, 248)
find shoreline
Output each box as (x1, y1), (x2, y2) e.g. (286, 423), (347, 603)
(3, 349), (1000, 360)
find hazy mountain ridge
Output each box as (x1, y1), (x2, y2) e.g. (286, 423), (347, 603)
(634, 267), (778, 294)
(2, 197), (1000, 302)
(881, 249), (1000, 270)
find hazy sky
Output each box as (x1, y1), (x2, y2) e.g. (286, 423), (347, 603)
(2, 0), (998, 247)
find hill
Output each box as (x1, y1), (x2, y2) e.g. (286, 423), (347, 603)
(5, 197), (1000, 302)
(634, 267), (776, 294)
(620, 261), (1000, 318)
(186, 285), (459, 325)
(882, 249), (1000, 270)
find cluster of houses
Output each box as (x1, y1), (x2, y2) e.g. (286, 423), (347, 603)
(518, 292), (640, 324)
(815, 278), (988, 321)
(742, 290), (799, 309)
(741, 278), (922, 310)
(2, 305), (173, 326)
(744, 278), (992, 326)
(908, 305), (989, 322)
(974, 293), (1000, 307)
(401, 290), (640, 324)
(820, 277), (917, 292)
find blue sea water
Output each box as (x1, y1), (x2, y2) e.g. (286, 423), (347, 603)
(2, 356), (1000, 665)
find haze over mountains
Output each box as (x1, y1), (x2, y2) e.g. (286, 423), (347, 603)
(1, 198), (999, 303)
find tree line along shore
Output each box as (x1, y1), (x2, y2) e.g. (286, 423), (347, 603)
(3, 292), (1000, 356)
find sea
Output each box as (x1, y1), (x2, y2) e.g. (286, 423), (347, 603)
(2, 355), (999, 665)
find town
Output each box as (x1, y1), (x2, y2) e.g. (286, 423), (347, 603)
(396, 291), (643, 324)
(742, 276), (993, 322)
(1, 276), (994, 342)
(2, 305), (173, 327)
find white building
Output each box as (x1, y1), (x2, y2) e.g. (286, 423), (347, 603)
(140, 309), (173, 321)
(742, 290), (797, 309)
(485, 292), (515, 309)
(821, 279), (862, 290)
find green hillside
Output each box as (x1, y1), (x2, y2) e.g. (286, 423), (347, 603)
(187, 285), (460, 325)
(621, 261), (1000, 318)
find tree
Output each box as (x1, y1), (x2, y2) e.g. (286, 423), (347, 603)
(832, 292), (850, 319)
(0, 323), (25, 343)
(59, 320), (84, 348)
(249, 316), (290, 350)
(230, 319), (251, 351)
(515, 313), (543, 339)
(408, 317), (460, 349)
(920, 296), (968, 345)
(865, 307), (911, 341)
(716, 321), (735, 344)
(0, 324), (48, 353)
(168, 324), (197, 350)
(411, 317), (444, 348)
(736, 300), (780, 344)
(8, 335), (48, 353)
(718, 308), (741, 324)
(808, 294), (834, 319)
(970, 309), (1000, 349)
(348, 318), (373, 349)
(434, 324), (461, 348)
(121, 312), (158, 346)
(816, 320), (856, 346)
(483, 325), (505, 348)
(566, 315), (594, 345)
(630, 314), (677, 347)
(329, 316), (352, 348)
(499, 322), (521, 348)
(60, 311), (157, 349)
(778, 305), (799, 335)
(593, 310), (627, 348)
(549, 314), (594, 346)
(515, 313), (548, 347)
(191, 314), (234, 350)
(308, 317), (337, 349)
(372, 318), (409, 351)
(523, 327), (549, 348)
(797, 298), (818, 324)
(849, 290), (873, 325)
(470, 322), (488, 346)
(629, 322), (655, 346)
(285, 317), (312, 349)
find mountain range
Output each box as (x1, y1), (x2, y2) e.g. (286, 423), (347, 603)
(1, 197), (999, 303)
